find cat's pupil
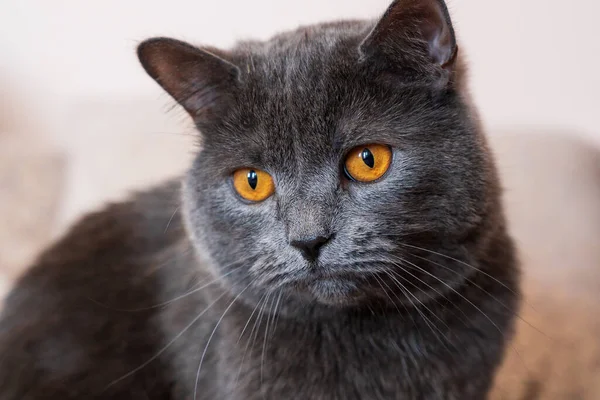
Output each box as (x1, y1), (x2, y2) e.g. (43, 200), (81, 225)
(247, 170), (258, 190)
(361, 149), (375, 168)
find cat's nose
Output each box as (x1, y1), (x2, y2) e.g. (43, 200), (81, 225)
(290, 235), (331, 262)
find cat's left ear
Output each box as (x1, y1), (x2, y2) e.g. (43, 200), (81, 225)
(137, 37), (241, 123)
(359, 0), (458, 83)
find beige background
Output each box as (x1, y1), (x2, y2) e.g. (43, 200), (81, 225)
(2, 0), (599, 134)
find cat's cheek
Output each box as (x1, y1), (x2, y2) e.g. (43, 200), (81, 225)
(343, 179), (401, 212)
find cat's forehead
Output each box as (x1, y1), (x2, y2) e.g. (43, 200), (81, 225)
(233, 21), (369, 97)
(235, 21), (370, 64)
(221, 24), (384, 141)
(205, 21), (455, 169)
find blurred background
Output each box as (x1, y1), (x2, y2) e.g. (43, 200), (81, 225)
(1, 0), (599, 324)
(1, 0), (600, 394)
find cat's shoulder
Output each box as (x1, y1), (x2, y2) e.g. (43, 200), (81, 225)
(1, 178), (187, 323)
(34, 179), (182, 266)
(51, 179), (184, 259)
(0, 179), (188, 398)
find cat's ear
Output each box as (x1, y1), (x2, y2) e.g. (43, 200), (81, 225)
(137, 37), (240, 122)
(359, 0), (457, 82)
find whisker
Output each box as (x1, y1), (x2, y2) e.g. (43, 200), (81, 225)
(370, 273), (408, 318)
(261, 292), (278, 394)
(85, 246), (192, 311)
(269, 291), (284, 340)
(87, 263), (246, 312)
(348, 258), (473, 330)
(251, 291), (271, 395)
(387, 253), (531, 374)
(380, 270), (454, 353)
(357, 237), (542, 335)
(164, 206), (180, 234)
(401, 250), (553, 342)
(234, 293), (268, 391)
(103, 285), (232, 391)
(393, 241), (523, 306)
(353, 233), (519, 301)
(193, 280), (255, 400)
(372, 271), (450, 355)
(237, 294), (264, 344)
(385, 266), (472, 334)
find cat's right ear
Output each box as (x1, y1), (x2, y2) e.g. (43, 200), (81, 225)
(359, 0), (457, 84)
(137, 37), (240, 122)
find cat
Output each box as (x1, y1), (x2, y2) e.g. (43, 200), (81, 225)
(0, 0), (520, 398)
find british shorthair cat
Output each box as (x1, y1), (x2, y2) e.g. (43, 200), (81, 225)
(0, 0), (519, 398)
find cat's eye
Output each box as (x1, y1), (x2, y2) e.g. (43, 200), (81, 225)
(344, 144), (392, 182)
(232, 168), (275, 202)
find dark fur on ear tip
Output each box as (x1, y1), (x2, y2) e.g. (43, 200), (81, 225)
(136, 37), (174, 79)
(359, 0), (458, 81)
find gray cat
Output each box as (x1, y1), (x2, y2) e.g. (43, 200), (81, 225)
(0, 0), (519, 398)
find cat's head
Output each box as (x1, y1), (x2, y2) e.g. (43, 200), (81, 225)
(138, 0), (500, 311)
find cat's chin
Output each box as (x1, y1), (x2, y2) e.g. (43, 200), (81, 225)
(305, 278), (363, 306)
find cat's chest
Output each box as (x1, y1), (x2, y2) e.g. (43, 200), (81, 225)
(213, 322), (431, 400)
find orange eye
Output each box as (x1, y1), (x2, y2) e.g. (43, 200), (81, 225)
(344, 144), (392, 182)
(232, 168), (275, 202)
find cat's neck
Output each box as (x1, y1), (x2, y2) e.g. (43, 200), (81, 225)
(205, 261), (514, 399)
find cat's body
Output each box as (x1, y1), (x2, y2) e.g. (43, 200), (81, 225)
(0, 181), (516, 399)
(0, 1), (520, 399)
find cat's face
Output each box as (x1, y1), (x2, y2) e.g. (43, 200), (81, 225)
(139, 0), (496, 310)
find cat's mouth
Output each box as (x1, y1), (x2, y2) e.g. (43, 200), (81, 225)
(283, 262), (460, 308)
